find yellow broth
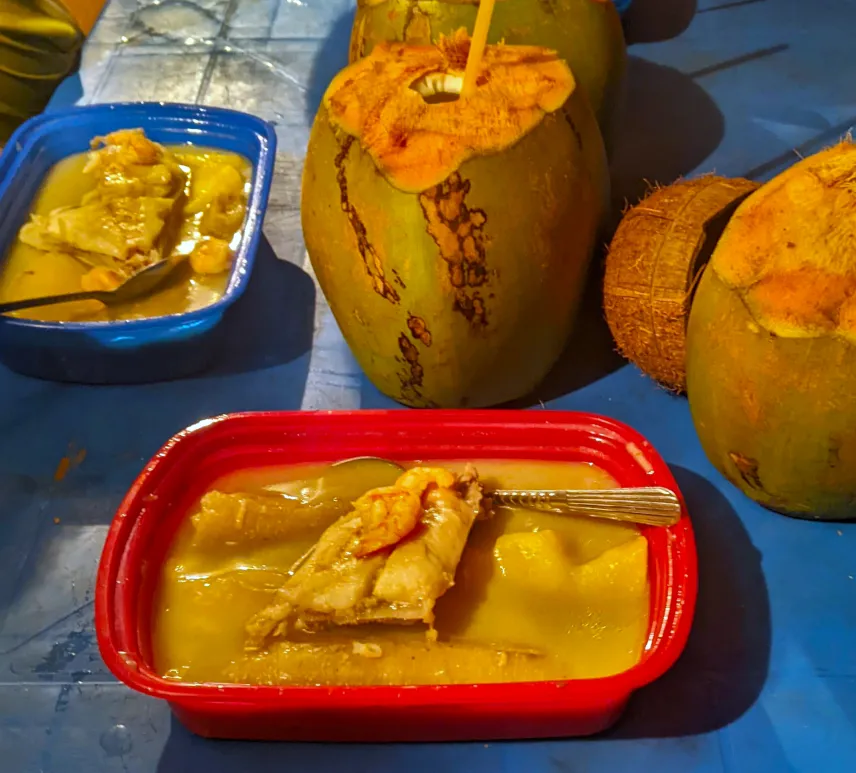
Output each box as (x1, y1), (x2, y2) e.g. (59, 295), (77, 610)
(0, 146), (251, 322)
(152, 460), (651, 686)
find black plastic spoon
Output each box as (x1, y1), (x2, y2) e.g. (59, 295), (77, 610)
(0, 259), (175, 314)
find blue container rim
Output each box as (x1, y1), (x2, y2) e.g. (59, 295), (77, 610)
(0, 102), (277, 333)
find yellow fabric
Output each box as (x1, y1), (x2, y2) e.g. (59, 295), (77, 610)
(57, 0), (104, 34)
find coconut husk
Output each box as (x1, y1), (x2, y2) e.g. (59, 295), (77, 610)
(603, 175), (761, 392)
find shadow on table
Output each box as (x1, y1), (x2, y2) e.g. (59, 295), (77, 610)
(609, 466), (771, 738)
(157, 724), (490, 773)
(506, 57), (724, 405)
(305, 7), (356, 126)
(622, 0), (698, 44)
(501, 255), (624, 408)
(203, 235), (316, 378)
(610, 56), (725, 219)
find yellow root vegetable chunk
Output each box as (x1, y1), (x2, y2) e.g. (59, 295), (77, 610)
(572, 535), (649, 599)
(492, 530), (570, 594)
(189, 238), (233, 274)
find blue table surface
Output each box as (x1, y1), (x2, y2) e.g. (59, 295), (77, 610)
(2, 0), (855, 771)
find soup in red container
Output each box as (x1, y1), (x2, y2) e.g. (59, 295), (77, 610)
(95, 410), (697, 742)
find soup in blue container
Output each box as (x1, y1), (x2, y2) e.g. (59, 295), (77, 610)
(0, 102), (276, 383)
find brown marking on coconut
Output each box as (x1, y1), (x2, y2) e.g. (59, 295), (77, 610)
(737, 376), (763, 428)
(403, 5), (431, 44)
(687, 140), (856, 520)
(728, 452), (765, 492)
(828, 436), (842, 467)
(397, 332), (424, 399)
(603, 175), (760, 392)
(349, 14), (367, 62)
(334, 136), (401, 304)
(561, 106), (583, 150)
(826, 426), (856, 476)
(407, 314), (432, 346)
(418, 172), (490, 327)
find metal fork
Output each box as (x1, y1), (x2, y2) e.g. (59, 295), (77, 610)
(488, 487), (681, 527)
(331, 457), (682, 528)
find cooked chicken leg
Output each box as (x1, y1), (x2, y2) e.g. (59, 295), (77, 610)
(245, 466), (484, 649)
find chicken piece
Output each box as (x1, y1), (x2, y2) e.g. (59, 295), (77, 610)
(244, 466), (484, 649)
(16, 129), (186, 276)
(19, 197), (176, 263)
(80, 266), (123, 292)
(189, 238), (233, 275)
(84, 129), (186, 200)
(18, 217), (66, 254)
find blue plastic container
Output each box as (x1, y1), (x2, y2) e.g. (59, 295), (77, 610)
(0, 102), (277, 383)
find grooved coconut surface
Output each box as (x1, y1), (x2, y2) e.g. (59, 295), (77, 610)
(604, 175), (761, 392)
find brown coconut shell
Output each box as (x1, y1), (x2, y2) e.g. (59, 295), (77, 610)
(604, 175), (761, 392)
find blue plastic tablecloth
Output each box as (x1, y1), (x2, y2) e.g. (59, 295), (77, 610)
(1, 1), (855, 771)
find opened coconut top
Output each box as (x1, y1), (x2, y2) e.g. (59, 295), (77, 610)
(711, 140), (856, 340)
(322, 30), (575, 192)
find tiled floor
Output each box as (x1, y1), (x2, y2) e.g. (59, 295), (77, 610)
(82, 0), (353, 118)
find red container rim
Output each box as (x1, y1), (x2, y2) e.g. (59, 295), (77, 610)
(95, 410), (698, 717)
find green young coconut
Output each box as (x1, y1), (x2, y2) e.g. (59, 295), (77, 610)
(686, 141), (856, 520)
(348, 0), (626, 152)
(301, 33), (609, 408)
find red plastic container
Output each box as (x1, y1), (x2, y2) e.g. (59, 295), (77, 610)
(95, 410), (697, 742)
